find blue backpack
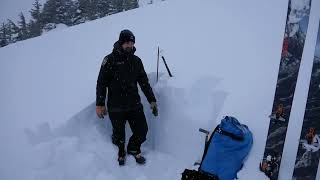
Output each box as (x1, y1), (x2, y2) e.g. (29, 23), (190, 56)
(199, 116), (253, 180)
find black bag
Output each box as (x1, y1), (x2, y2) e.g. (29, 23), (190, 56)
(181, 169), (219, 180)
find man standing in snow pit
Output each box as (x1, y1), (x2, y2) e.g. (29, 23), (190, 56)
(96, 29), (158, 166)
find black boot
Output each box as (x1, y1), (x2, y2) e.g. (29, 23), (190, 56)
(118, 156), (125, 166)
(118, 144), (126, 166)
(127, 150), (146, 165)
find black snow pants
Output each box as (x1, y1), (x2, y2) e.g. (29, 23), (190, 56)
(109, 107), (148, 156)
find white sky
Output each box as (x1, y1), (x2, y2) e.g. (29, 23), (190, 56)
(316, 23), (320, 57)
(0, 0), (46, 24)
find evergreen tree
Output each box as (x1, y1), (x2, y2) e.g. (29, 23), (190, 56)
(17, 12), (29, 40)
(113, 0), (125, 13)
(0, 23), (8, 47)
(74, 0), (98, 23)
(29, 0), (43, 35)
(73, 0), (85, 24)
(41, 0), (58, 25)
(42, 0), (77, 28)
(56, 0), (76, 26)
(28, 20), (40, 38)
(104, 0), (114, 14)
(96, 0), (112, 18)
(1, 0), (144, 47)
(124, 0), (139, 11)
(6, 20), (20, 43)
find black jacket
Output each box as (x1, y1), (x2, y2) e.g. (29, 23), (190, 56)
(96, 41), (156, 112)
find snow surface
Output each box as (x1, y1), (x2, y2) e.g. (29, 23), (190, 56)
(1, 0), (320, 179)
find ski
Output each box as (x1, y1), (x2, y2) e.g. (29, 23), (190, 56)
(260, 0), (313, 179)
(292, 21), (320, 180)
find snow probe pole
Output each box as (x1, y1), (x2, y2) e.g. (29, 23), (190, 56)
(156, 46), (160, 82)
(161, 56), (173, 77)
(194, 128), (211, 166)
(199, 128), (210, 143)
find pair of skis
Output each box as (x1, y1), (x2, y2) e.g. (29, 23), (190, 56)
(260, 0), (320, 179)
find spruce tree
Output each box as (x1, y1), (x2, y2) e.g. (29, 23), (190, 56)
(6, 20), (19, 43)
(0, 23), (8, 47)
(17, 12), (29, 40)
(30, 0), (43, 35)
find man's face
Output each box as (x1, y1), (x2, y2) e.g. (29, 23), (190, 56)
(121, 41), (134, 53)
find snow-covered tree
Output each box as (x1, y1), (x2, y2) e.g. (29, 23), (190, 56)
(96, 0), (112, 18)
(17, 12), (29, 41)
(124, 0), (139, 11)
(0, 23), (9, 47)
(29, 0), (43, 36)
(6, 20), (20, 43)
(42, 0), (77, 26)
(41, 0), (58, 25)
(56, 0), (77, 26)
(74, 0), (99, 23)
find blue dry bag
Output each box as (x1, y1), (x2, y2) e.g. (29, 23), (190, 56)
(199, 116), (253, 180)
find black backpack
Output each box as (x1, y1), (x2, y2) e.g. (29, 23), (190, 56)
(181, 169), (219, 180)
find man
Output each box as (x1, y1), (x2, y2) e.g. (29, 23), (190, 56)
(96, 29), (158, 166)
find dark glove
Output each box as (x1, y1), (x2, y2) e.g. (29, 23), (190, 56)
(150, 102), (158, 117)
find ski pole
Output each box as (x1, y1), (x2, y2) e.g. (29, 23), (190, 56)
(161, 56), (173, 77)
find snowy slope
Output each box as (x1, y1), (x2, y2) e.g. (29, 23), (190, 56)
(1, 0), (320, 179)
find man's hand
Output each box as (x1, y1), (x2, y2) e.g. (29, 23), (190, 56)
(96, 106), (107, 119)
(150, 102), (158, 117)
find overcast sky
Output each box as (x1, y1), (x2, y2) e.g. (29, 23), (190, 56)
(315, 22), (320, 58)
(0, 0), (46, 24)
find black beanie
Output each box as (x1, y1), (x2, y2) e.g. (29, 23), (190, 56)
(119, 29), (135, 45)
